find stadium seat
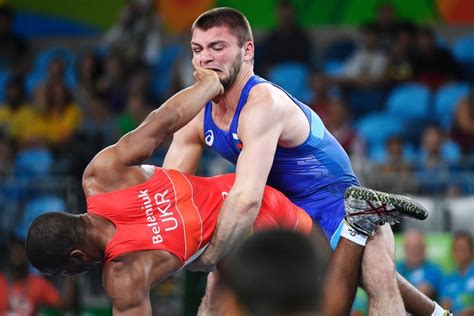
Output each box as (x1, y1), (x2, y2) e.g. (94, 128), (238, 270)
(13, 195), (66, 241)
(433, 82), (470, 129)
(385, 83), (431, 120)
(34, 47), (76, 74)
(0, 70), (10, 103)
(355, 112), (405, 147)
(322, 38), (356, 62)
(151, 43), (183, 99)
(347, 88), (385, 118)
(452, 34), (474, 80)
(14, 148), (53, 178)
(321, 39), (356, 76)
(267, 62), (313, 103)
(322, 60), (345, 76)
(25, 47), (77, 96)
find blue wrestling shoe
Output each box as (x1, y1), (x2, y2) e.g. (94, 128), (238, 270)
(344, 186), (428, 236)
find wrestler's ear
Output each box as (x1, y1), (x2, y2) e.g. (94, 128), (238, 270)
(242, 40), (254, 62)
(70, 249), (87, 261)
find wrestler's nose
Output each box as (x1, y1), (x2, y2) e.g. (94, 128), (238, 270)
(199, 48), (214, 66)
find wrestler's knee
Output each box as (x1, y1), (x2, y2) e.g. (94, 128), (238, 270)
(361, 225), (397, 295)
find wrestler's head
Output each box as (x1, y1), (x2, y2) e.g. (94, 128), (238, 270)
(219, 229), (324, 315)
(191, 7), (254, 91)
(26, 212), (95, 276)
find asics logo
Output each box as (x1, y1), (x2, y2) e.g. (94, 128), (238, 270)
(205, 130), (214, 146)
(348, 227), (356, 236)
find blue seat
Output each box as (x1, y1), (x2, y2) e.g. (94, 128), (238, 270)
(13, 196), (66, 241)
(453, 34), (474, 80)
(267, 62), (313, 102)
(0, 71), (10, 103)
(322, 39), (356, 62)
(25, 47), (77, 96)
(322, 60), (345, 76)
(34, 47), (76, 75)
(151, 44), (183, 99)
(355, 112), (405, 147)
(453, 34), (474, 63)
(347, 88), (385, 118)
(433, 82), (470, 129)
(14, 148), (53, 178)
(386, 83), (431, 120)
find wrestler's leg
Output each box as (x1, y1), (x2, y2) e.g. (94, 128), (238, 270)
(361, 224), (405, 315)
(197, 270), (227, 316)
(397, 272), (438, 315)
(344, 186), (447, 316)
(322, 236), (364, 316)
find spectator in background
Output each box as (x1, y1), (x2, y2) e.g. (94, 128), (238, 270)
(169, 34), (194, 97)
(128, 69), (153, 103)
(216, 229), (326, 316)
(379, 136), (412, 175)
(307, 70), (339, 123)
(382, 22), (417, 87)
(441, 232), (474, 315)
(47, 57), (68, 86)
(452, 88), (474, 155)
(0, 4), (29, 75)
(75, 51), (104, 107)
(397, 229), (444, 300)
(67, 94), (117, 179)
(335, 23), (388, 89)
(0, 132), (13, 178)
(374, 3), (400, 49)
(103, 0), (161, 68)
(37, 81), (82, 149)
(0, 77), (38, 146)
(373, 135), (414, 194)
(412, 27), (461, 90)
(416, 125), (456, 195)
(116, 93), (152, 136)
(97, 54), (129, 112)
(258, 0), (314, 75)
(0, 235), (75, 315)
(323, 98), (364, 158)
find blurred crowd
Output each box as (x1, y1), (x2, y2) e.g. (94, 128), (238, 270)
(0, 0), (473, 315)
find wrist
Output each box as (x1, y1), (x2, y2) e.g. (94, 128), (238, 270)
(201, 78), (222, 97)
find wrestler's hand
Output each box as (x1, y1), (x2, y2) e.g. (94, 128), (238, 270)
(192, 58), (223, 102)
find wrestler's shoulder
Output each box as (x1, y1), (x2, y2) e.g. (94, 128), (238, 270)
(245, 84), (287, 116)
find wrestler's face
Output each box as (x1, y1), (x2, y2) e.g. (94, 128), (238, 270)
(191, 26), (246, 91)
(61, 261), (95, 276)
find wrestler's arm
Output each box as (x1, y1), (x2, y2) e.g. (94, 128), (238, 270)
(195, 87), (284, 266)
(112, 64), (221, 167)
(103, 262), (153, 316)
(162, 111), (204, 174)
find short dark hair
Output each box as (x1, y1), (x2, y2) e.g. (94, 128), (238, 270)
(192, 7), (253, 47)
(223, 229), (324, 315)
(26, 212), (84, 274)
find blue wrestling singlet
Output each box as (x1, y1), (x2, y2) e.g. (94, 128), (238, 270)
(202, 75), (360, 247)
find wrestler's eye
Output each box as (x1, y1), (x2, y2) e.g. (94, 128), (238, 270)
(192, 48), (202, 53)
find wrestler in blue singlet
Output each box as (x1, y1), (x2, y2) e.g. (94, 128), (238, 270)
(203, 75), (360, 248)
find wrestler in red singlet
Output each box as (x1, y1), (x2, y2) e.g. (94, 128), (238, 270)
(87, 167), (312, 267)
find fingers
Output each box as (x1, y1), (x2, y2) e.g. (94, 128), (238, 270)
(192, 57), (200, 71)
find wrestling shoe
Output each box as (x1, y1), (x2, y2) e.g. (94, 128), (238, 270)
(344, 186), (428, 236)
